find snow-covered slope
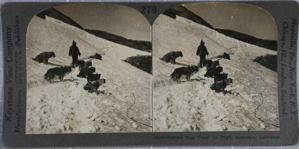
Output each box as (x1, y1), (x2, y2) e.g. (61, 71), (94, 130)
(153, 15), (279, 132)
(26, 12), (279, 133)
(163, 5), (277, 51)
(26, 16), (152, 134)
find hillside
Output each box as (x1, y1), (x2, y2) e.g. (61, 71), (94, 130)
(84, 29), (152, 52)
(152, 15), (279, 132)
(215, 29), (277, 51)
(162, 5), (277, 51)
(163, 5), (213, 29)
(37, 8), (83, 29)
(26, 16), (152, 134)
(36, 8), (152, 53)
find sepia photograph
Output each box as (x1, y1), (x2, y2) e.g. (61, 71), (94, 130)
(25, 2), (280, 134)
(2, 1), (298, 147)
(26, 3), (152, 134)
(152, 2), (279, 132)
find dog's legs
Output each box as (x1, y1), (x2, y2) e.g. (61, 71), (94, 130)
(60, 75), (64, 81)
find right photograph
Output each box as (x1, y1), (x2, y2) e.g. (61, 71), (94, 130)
(152, 2), (279, 132)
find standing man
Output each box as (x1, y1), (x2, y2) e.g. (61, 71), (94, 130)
(196, 40), (209, 68)
(69, 40), (81, 68)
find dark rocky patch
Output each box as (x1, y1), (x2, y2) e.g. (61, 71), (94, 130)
(252, 55), (277, 72)
(124, 55), (152, 74)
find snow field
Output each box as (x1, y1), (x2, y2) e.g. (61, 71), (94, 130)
(153, 15), (279, 132)
(25, 12), (279, 134)
(26, 16), (152, 134)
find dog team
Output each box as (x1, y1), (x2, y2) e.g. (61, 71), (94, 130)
(160, 40), (232, 93)
(32, 40), (105, 93)
(33, 39), (232, 93)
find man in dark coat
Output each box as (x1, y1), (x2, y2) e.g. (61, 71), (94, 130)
(69, 40), (81, 68)
(196, 40), (209, 68)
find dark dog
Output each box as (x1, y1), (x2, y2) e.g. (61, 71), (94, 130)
(204, 60), (219, 70)
(77, 60), (92, 70)
(211, 61), (220, 69)
(217, 52), (230, 60)
(76, 60), (85, 69)
(90, 53), (102, 60)
(87, 73), (101, 83)
(204, 66), (223, 77)
(203, 60), (212, 68)
(32, 52), (56, 64)
(83, 61), (92, 70)
(77, 67), (96, 78)
(160, 51), (183, 64)
(211, 78), (232, 92)
(44, 66), (72, 83)
(170, 65), (199, 82)
(84, 79), (106, 93)
(214, 73), (228, 83)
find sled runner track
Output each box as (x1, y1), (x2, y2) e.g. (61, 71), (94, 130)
(153, 76), (206, 88)
(27, 76), (49, 88)
(153, 78), (173, 88)
(27, 75), (61, 88)
(153, 73), (202, 88)
(28, 74), (78, 88)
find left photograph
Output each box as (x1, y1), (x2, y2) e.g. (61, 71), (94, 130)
(26, 4), (152, 134)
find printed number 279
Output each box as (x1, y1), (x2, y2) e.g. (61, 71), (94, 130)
(141, 6), (157, 14)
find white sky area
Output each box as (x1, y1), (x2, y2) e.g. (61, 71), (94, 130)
(184, 2), (277, 40)
(55, 4), (151, 41)
(55, 3), (277, 41)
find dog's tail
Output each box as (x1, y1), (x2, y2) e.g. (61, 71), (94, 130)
(32, 58), (36, 61)
(159, 58), (164, 61)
